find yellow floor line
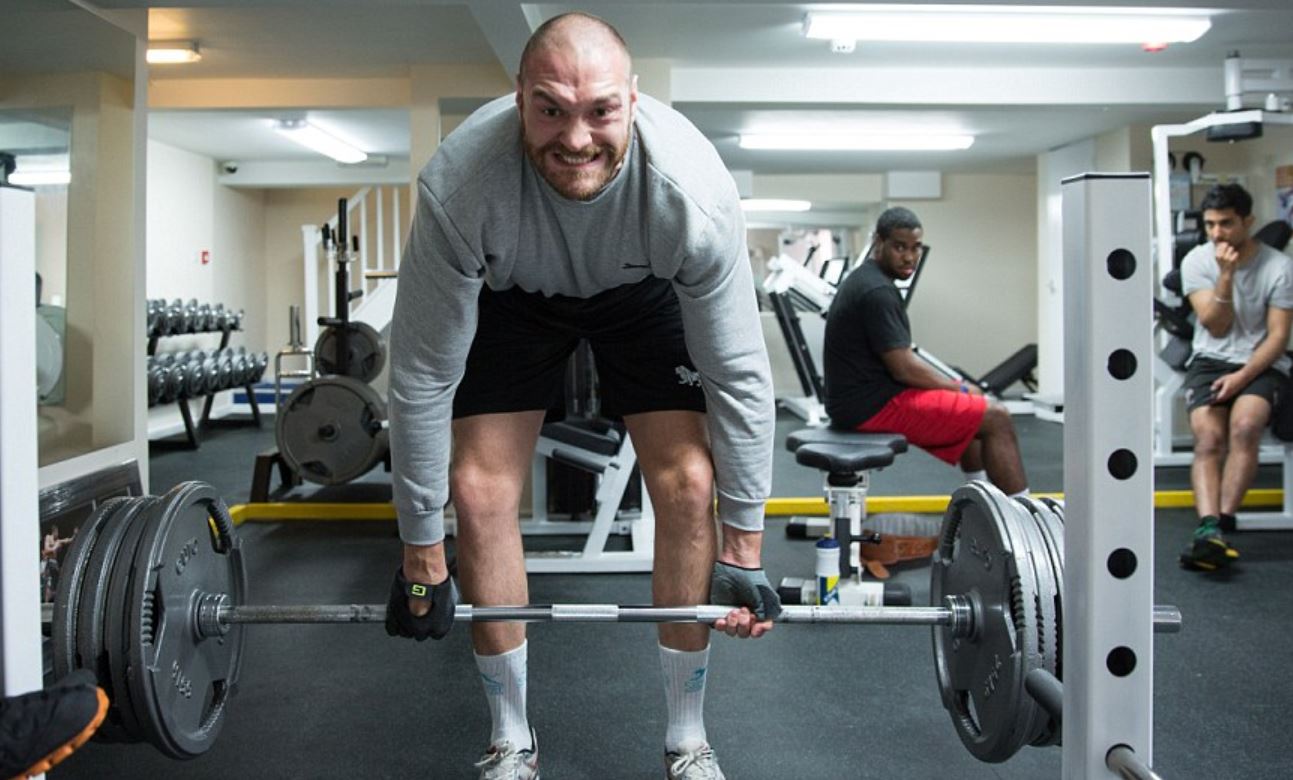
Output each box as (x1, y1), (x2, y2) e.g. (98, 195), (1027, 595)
(228, 489), (1285, 524)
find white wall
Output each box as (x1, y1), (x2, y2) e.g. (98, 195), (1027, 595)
(145, 139), (267, 428)
(894, 172), (1039, 379)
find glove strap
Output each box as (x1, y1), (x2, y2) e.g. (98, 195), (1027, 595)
(398, 569), (440, 602)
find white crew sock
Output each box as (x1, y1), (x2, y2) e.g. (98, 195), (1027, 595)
(475, 641), (531, 750)
(1009, 488), (1031, 498)
(962, 469), (987, 483)
(659, 643), (709, 753)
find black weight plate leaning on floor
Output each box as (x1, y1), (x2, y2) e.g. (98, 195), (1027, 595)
(276, 375), (388, 485)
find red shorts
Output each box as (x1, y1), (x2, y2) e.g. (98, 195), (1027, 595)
(858, 388), (988, 465)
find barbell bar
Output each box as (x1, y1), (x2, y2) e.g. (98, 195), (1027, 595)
(45, 479), (1181, 767)
(40, 599), (1182, 633)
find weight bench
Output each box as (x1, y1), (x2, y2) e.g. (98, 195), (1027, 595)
(524, 418), (654, 573)
(785, 428), (908, 589)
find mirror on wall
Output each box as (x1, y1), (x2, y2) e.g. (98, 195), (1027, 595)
(2, 2), (139, 466)
(0, 107), (73, 407)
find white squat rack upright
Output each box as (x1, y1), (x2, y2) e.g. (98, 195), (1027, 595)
(1062, 173), (1157, 778)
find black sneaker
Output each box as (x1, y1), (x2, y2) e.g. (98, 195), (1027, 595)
(0, 670), (108, 779)
(1179, 518), (1240, 571)
(1218, 513), (1237, 534)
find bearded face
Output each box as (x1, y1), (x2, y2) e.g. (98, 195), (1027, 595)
(517, 47), (636, 201)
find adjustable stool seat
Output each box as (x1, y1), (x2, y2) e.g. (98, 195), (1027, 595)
(795, 442), (895, 474)
(786, 427), (908, 455)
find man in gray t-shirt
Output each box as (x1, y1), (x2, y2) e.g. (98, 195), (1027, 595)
(1178, 183), (1293, 571)
(382, 12), (777, 779)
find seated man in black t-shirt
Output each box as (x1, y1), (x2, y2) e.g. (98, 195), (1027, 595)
(822, 207), (1028, 495)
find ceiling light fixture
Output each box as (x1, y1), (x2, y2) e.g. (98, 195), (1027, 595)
(741, 199), (813, 212)
(739, 133), (974, 151)
(803, 5), (1212, 45)
(274, 119), (368, 164)
(146, 40), (202, 64)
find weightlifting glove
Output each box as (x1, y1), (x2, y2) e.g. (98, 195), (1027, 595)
(385, 567), (455, 641)
(709, 561), (783, 621)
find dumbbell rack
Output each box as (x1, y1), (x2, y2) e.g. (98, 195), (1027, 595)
(147, 313), (262, 450)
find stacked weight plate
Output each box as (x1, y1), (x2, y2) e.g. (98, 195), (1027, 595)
(50, 482), (246, 758)
(930, 482), (1067, 763)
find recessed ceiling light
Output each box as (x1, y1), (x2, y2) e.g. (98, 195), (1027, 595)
(804, 6), (1212, 46)
(146, 40), (202, 64)
(274, 119), (368, 164)
(739, 133), (974, 152)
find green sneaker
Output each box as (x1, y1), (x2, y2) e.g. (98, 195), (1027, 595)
(1180, 518), (1240, 571)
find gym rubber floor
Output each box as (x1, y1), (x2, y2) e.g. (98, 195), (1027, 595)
(55, 413), (1293, 779)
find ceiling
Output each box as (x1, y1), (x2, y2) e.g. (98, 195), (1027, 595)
(60, 2), (1293, 186)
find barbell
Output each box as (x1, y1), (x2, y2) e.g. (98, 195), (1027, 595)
(45, 479), (1179, 765)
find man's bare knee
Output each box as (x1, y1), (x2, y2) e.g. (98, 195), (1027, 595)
(647, 454), (715, 522)
(451, 463), (520, 519)
(1228, 415), (1267, 447)
(978, 403), (1015, 436)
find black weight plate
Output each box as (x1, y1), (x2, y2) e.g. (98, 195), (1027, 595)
(1009, 498), (1058, 747)
(931, 482), (1039, 763)
(313, 321), (386, 383)
(127, 482), (245, 758)
(1021, 497), (1065, 746)
(51, 498), (131, 680)
(104, 495), (162, 743)
(992, 494), (1046, 753)
(276, 375), (388, 485)
(76, 496), (154, 743)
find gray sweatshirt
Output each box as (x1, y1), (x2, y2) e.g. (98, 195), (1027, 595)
(388, 93), (774, 545)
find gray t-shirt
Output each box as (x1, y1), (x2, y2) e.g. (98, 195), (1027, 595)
(388, 93), (774, 545)
(1181, 240), (1293, 373)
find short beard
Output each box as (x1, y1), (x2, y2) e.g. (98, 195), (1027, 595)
(524, 132), (630, 202)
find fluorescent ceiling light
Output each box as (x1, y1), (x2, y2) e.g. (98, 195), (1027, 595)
(740, 133), (974, 151)
(146, 41), (202, 64)
(803, 6), (1212, 45)
(274, 119), (368, 164)
(10, 170), (70, 186)
(741, 199), (813, 212)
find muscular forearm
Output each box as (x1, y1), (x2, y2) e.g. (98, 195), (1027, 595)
(1198, 298), (1236, 336)
(1196, 272), (1237, 336)
(1237, 335), (1288, 383)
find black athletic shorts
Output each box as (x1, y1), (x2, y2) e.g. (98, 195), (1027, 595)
(452, 277), (707, 421)
(1183, 356), (1285, 412)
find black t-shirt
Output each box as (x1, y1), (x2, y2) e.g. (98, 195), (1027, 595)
(823, 260), (911, 427)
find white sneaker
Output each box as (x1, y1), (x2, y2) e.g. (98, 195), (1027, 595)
(475, 729), (539, 780)
(666, 743), (725, 780)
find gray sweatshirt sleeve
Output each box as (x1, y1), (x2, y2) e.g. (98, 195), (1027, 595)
(388, 179), (484, 545)
(671, 203), (775, 532)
